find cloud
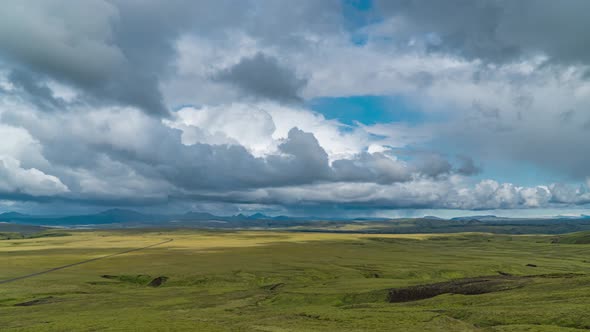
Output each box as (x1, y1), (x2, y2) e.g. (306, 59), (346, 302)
(332, 153), (412, 184)
(283, 34), (590, 182)
(456, 156), (481, 176)
(167, 104), (277, 156)
(214, 53), (307, 103)
(0, 122), (56, 188)
(0, 91), (469, 207)
(0, 0), (160, 113)
(167, 103), (376, 160)
(374, 0), (590, 65)
(7, 69), (66, 111)
(2, 86), (581, 212)
(0, 1), (123, 83)
(195, 178), (581, 211)
(0, 103), (329, 193)
(0, 156), (68, 196)
(277, 127), (331, 178)
(0, 0), (342, 117)
(1, 1), (590, 215)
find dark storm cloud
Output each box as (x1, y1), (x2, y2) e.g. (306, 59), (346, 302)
(375, 0), (590, 64)
(170, 180), (561, 211)
(0, 0), (340, 116)
(7, 69), (66, 111)
(214, 53), (307, 103)
(2, 104), (463, 206)
(331, 153), (412, 184)
(2, 107), (332, 192)
(0, 1), (168, 116)
(2, 100), (586, 211)
(456, 156), (481, 176)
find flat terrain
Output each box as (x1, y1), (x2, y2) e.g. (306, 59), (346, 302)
(1, 230), (590, 331)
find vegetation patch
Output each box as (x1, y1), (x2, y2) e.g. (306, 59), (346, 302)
(100, 274), (155, 285)
(3, 230), (590, 331)
(14, 297), (59, 307)
(27, 232), (71, 239)
(0, 232), (22, 240)
(0, 231), (70, 240)
(552, 231), (590, 244)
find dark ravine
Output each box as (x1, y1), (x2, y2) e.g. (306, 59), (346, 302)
(148, 276), (169, 287)
(14, 296), (59, 307)
(387, 273), (584, 303)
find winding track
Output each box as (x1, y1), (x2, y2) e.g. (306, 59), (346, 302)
(0, 238), (173, 285)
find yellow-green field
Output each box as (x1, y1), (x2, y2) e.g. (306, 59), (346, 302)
(1, 230), (590, 331)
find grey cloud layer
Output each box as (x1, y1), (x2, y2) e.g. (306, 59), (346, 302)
(177, 180), (590, 211)
(214, 53), (307, 103)
(375, 0), (590, 64)
(1, 99), (587, 212)
(0, 0), (340, 116)
(1, 105), (465, 197)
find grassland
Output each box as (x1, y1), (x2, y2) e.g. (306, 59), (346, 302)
(1, 229), (590, 331)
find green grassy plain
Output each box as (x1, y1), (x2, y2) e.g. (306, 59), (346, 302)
(1, 230), (590, 331)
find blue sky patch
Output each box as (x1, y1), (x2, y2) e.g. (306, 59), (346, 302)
(308, 95), (426, 126)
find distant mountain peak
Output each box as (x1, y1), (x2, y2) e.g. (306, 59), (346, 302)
(100, 208), (139, 214)
(451, 215), (498, 221)
(0, 211), (30, 220)
(183, 211), (217, 218)
(248, 213), (270, 219)
(98, 209), (145, 217)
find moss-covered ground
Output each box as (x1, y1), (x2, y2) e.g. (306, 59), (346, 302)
(1, 230), (590, 331)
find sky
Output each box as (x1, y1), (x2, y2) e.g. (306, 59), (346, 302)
(1, 0), (590, 217)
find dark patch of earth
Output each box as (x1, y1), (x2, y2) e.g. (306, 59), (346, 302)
(148, 276), (168, 287)
(263, 283), (285, 291)
(387, 273), (584, 303)
(14, 297), (58, 307)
